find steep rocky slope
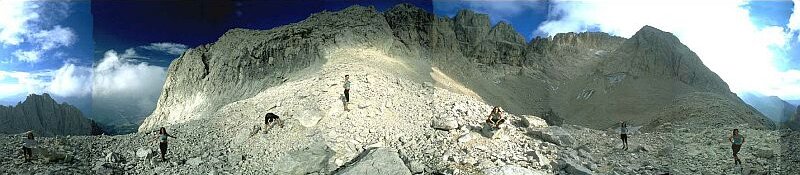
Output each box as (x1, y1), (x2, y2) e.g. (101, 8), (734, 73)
(0, 93), (101, 136)
(740, 92), (797, 123)
(142, 4), (769, 132)
(4, 3), (788, 175)
(2, 47), (794, 175)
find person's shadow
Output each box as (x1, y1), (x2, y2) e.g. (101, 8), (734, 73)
(340, 93), (349, 111)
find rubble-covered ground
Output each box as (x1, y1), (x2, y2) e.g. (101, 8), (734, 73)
(2, 47), (796, 175)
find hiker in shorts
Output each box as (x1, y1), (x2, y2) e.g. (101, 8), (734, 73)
(486, 106), (506, 128)
(728, 129), (745, 165)
(620, 121), (629, 150)
(21, 131), (37, 162)
(157, 127), (177, 161)
(343, 75), (351, 111)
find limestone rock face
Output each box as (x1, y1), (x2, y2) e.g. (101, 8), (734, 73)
(599, 26), (730, 94)
(139, 3), (771, 134)
(0, 93), (100, 136)
(140, 5), (396, 132)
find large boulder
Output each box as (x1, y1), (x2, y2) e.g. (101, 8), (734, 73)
(431, 115), (459, 131)
(482, 165), (547, 175)
(335, 148), (411, 175)
(187, 157), (204, 166)
(274, 143), (334, 174)
(529, 126), (575, 146)
(136, 147), (154, 160)
(557, 158), (593, 175)
(520, 115), (548, 128)
(105, 152), (125, 163)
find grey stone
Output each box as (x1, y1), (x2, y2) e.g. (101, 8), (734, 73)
(529, 126), (575, 146)
(482, 165), (547, 175)
(407, 160), (425, 174)
(431, 115), (458, 131)
(136, 147), (153, 159)
(274, 143), (334, 174)
(335, 148), (411, 175)
(564, 159), (593, 175)
(105, 152), (125, 163)
(187, 157), (204, 166)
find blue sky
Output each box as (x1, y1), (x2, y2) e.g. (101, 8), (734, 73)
(1, 0), (799, 126)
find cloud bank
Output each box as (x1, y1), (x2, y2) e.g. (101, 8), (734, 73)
(0, 0), (77, 63)
(536, 0), (800, 99)
(140, 42), (188, 55)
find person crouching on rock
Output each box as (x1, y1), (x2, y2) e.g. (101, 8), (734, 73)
(21, 131), (38, 162)
(486, 106), (506, 129)
(158, 127), (177, 161)
(728, 129), (745, 165)
(264, 113), (283, 134)
(620, 121), (629, 150)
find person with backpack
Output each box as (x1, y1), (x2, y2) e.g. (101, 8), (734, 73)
(728, 129), (745, 165)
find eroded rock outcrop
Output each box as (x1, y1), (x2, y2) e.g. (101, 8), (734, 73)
(0, 93), (101, 136)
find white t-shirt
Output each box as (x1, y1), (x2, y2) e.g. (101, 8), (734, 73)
(22, 138), (37, 148)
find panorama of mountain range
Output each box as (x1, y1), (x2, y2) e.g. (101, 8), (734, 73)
(1, 1), (800, 175)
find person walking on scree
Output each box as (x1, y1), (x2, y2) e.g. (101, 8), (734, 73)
(343, 75), (351, 111)
(729, 129), (745, 165)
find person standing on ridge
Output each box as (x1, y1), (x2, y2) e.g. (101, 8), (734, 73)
(728, 129), (745, 165)
(157, 127), (177, 161)
(343, 75), (351, 111)
(620, 121), (629, 150)
(21, 131), (38, 162)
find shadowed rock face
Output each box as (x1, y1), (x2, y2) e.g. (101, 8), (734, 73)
(0, 93), (101, 136)
(141, 3), (770, 132)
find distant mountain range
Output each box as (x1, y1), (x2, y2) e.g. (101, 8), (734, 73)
(739, 92), (797, 123)
(0, 93), (103, 136)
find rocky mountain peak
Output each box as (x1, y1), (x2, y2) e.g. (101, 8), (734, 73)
(488, 21), (525, 44)
(0, 93), (101, 136)
(599, 25), (731, 94)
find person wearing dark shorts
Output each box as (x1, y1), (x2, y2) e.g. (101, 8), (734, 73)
(728, 129), (745, 165)
(620, 121), (629, 150)
(343, 75), (351, 111)
(486, 106), (505, 128)
(21, 131), (37, 162)
(344, 75), (351, 102)
(158, 127), (177, 161)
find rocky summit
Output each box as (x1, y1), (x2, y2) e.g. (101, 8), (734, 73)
(1, 4), (795, 175)
(0, 93), (101, 136)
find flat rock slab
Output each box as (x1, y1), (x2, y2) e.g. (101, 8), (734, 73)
(335, 148), (411, 175)
(483, 165), (548, 175)
(273, 143), (333, 175)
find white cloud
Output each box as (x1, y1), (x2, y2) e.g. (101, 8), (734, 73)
(92, 49), (167, 124)
(0, 70), (49, 99)
(93, 50), (166, 96)
(12, 49), (40, 62)
(140, 42), (189, 55)
(789, 0), (800, 35)
(31, 25), (76, 50)
(47, 63), (91, 97)
(0, 0), (76, 63)
(536, 0), (800, 99)
(0, 0), (38, 46)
